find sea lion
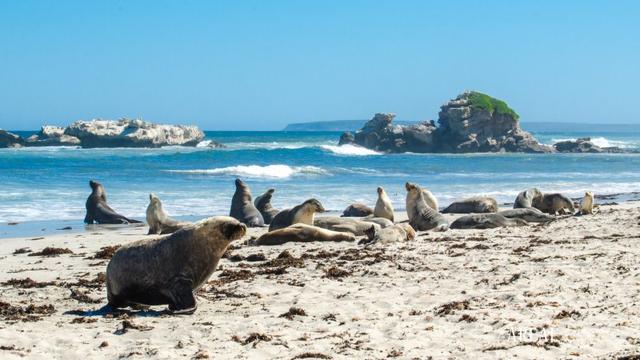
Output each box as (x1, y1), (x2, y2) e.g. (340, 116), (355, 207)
(229, 178), (264, 227)
(314, 216), (381, 236)
(580, 192), (594, 215)
(360, 223), (416, 247)
(84, 180), (141, 224)
(361, 216), (394, 228)
(421, 187), (439, 211)
(254, 188), (279, 224)
(342, 203), (373, 217)
(498, 208), (554, 223)
(513, 188), (543, 209)
(405, 182), (449, 231)
(252, 223), (355, 246)
(269, 198), (325, 231)
(532, 193), (576, 215)
(373, 186), (395, 221)
(146, 193), (190, 235)
(450, 214), (528, 229)
(442, 196), (498, 214)
(106, 216), (246, 314)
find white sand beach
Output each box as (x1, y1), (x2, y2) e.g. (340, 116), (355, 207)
(1, 203), (639, 359)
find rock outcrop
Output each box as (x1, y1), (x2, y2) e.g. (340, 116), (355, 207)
(0, 129), (24, 148)
(25, 126), (81, 146)
(553, 137), (623, 153)
(63, 118), (205, 148)
(339, 91), (555, 154)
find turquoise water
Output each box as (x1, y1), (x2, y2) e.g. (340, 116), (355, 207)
(1, 125), (640, 238)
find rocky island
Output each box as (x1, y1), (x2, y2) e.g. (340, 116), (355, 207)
(339, 91), (623, 154)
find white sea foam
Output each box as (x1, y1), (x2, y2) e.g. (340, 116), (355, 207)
(320, 144), (381, 156)
(165, 164), (328, 179)
(550, 137), (632, 148)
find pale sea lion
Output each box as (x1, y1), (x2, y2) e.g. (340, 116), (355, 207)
(106, 216), (247, 314)
(269, 198), (325, 231)
(252, 223), (355, 246)
(361, 216), (394, 228)
(450, 214), (528, 229)
(442, 196), (498, 214)
(342, 203), (373, 217)
(314, 216), (381, 236)
(533, 193), (575, 215)
(406, 182), (449, 231)
(254, 188), (279, 224)
(373, 186), (395, 221)
(421, 187), (439, 211)
(84, 180), (141, 224)
(229, 178), (264, 227)
(360, 223), (416, 247)
(580, 192), (594, 215)
(498, 208), (554, 223)
(146, 193), (190, 235)
(513, 188), (543, 208)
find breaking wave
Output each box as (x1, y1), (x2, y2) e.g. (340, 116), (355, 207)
(320, 144), (381, 156)
(165, 164), (328, 178)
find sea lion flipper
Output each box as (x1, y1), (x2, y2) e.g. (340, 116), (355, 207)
(168, 277), (197, 315)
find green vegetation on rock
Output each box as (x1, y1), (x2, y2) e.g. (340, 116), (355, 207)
(467, 91), (519, 120)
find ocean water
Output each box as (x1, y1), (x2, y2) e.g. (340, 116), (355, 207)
(1, 124), (639, 238)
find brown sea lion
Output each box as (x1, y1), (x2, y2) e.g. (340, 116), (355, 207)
(532, 193), (576, 215)
(498, 208), (554, 223)
(252, 223), (355, 246)
(442, 196), (498, 214)
(146, 193), (190, 235)
(229, 178), (264, 227)
(84, 180), (141, 224)
(253, 188), (279, 224)
(342, 203), (373, 217)
(450, 213), (528, 229)
(269, 198), (325, 231)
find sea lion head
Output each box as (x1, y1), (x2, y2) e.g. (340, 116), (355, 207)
(364, 224), (377, 240)
(149, 193), (161, 206)
(400, 223), (416, 240)
(235, 178), (246, 189)
(302, 198), (325, 213)
(89, 180), (106, 199)
(89, 180), (102, 191)
(405, 182), (417, 192)
(377, 186), (384, 195)
(585, 191), (593, 198)
(192, 216), (247, 243)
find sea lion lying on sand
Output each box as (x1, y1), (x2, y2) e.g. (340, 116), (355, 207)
(498, 208), (554, 223)
(314, 216), (381, 236)
(442, 196), (498, 214)
(450, 214), (528, 229)
(146, 193), (190, 234)
(580, 192), (594, 215)
(229, 178), (264, 227)
(513, 188), (543, 209)
(252, 223), (355, 246)
(106, 216), (246, 314)
(361, 216), (394, 228)
(84, 180), (141, 224)
(406, 182), (449, 231)
(533, 193), (575, 215)
(342, 203), (373, 217)
(373, 186), (395, 221)
(254, 188), (279, 224)
(360, 223), (416, 247)
(269, 198), (325, 231)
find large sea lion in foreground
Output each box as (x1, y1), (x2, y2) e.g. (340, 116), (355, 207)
(360, 223), (416, 247)
(513, 188), (543, 209)
(229, 179), (264, 227)
(254, 189), (279, 224)
(498, 208), (554, 223)
(146, 193), (190, 235)
(342, 203), (373, 217)
(252, 223), (355, 246)
(580, 192), (594, 215)
(373, 186), (395, 221)
(84, 180), (141, 224)
(314, 216), (381, 236)
(406, 182), (449, 231)
(533, 193), (575, 215)
(269, 198), (325, 231)
(106, 216), (246, 314)
(442, 196), (498, 214)
(450, 214), (528, 229)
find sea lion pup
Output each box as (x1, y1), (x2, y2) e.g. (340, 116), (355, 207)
(84, 180), (141, 224)
(229, 178), (264, 227)
(580, 191), (594, 215)
(253, 188), (279, 224)
(450, 214), (528, 230)
(373, 186), (395, 221)
(513, 188), (543, 209)
(342, 203), (373, 217)
(252, 223), (355, 246)
(442, 196), (498, 214)
(532, 193), (576, 215)
(106, 216), (246, 314)
(268, 198), (325, 231)
(405, 182), (449, 231)
(360, 223), (416, 247)
(146, 193), (190, 235)
(314, 216), (381, 236)
(498, 208), (554, 223)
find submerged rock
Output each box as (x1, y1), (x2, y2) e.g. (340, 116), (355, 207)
(26, 126), (81, 147)
(553, 137), (623, 153)
(0, 129), (24, 148)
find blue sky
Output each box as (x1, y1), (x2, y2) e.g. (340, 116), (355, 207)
(0, 1), (638, 130)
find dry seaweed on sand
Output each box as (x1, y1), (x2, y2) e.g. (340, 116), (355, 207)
(323, 266), (352, 279)
(434, 300), (470, 316)
(1, 277), (55, 288)
(279, 307), (307, 320)
(89, 245), (121, 259)
(28, 247), (73, 257)
(232, 332), (272, 347)
(0, 301), (55, 322)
